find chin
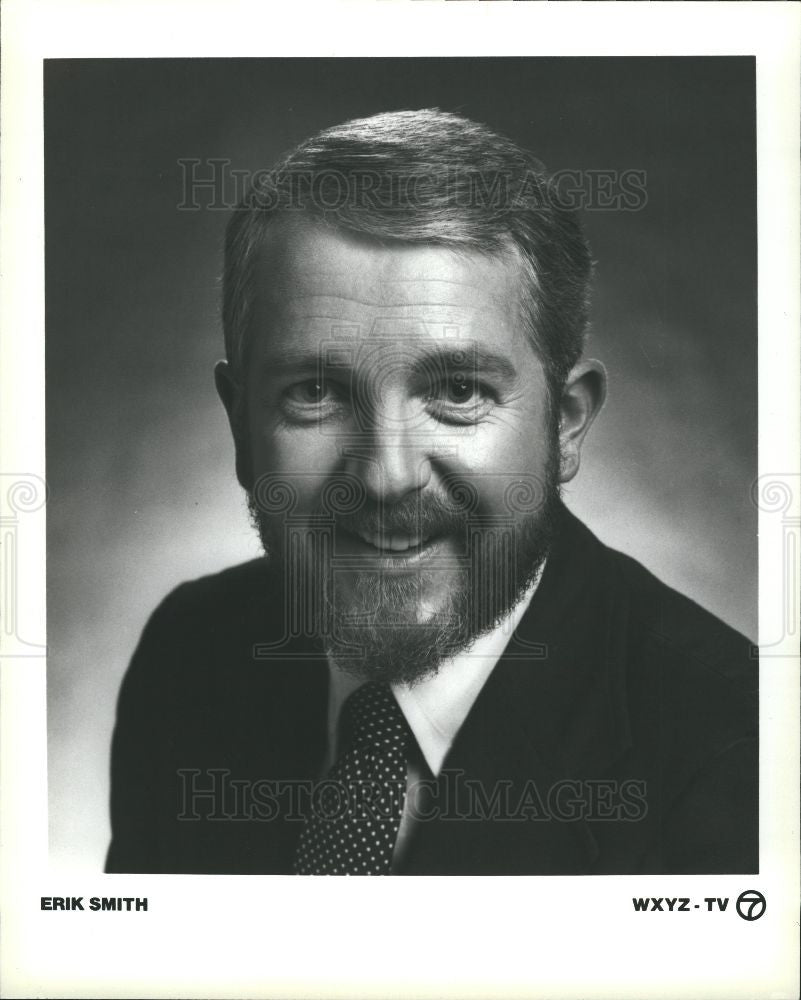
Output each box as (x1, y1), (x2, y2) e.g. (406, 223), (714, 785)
(324, 569), (477, 686)
(331, 568), (459, 627)
(325, 621), (464, 687)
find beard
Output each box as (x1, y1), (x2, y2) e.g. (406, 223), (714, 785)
(247, 429), (562, 686)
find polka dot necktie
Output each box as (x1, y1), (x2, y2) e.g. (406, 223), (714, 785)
(293, 682), (410, 875)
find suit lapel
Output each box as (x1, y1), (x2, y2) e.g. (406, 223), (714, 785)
(400, 505), (633, 875)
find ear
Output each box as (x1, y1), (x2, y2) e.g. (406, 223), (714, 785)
(557, 359), (607, 484)
(214, 360), (253, 491)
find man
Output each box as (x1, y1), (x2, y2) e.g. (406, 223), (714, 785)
(106, 109), (757, 875)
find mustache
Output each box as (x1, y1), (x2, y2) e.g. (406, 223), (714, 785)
(325, 491), (473, 540)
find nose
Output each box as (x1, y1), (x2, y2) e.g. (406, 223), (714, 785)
(341, 405), (432, 504)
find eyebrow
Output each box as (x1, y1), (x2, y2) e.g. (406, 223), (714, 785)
(256, 343), (519, 383)
(257, 351), (323, 377)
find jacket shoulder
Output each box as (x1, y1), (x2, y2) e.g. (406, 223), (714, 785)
(595, 530), (757, 779)
(150, 558), (275, 620)
(141, 558), (283, 643)
(611, 543), (755, 677)
(117, 559), (284, 702)
(556, 507), (754, 680)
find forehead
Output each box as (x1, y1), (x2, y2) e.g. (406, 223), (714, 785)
(249, 217), (531, 361)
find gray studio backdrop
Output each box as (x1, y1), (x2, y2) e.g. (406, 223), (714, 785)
(45, 58), (756, 870)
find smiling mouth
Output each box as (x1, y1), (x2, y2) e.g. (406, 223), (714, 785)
(338, 526), (437, 559)
(357, 527), (431, 552)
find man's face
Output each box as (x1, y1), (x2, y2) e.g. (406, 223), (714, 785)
(228, 217), (563, 684)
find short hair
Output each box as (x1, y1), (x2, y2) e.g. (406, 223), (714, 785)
(223, 108), (593, 397)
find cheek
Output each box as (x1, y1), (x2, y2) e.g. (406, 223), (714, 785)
(442, 408), (553, 506)
(248, 420), (341, 513)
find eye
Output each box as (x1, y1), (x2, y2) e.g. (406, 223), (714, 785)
(446, 373), (476, 404)
(283, 377), (342, 406)
(291, 379), (328, 403)
(425, 372), (495, 424)
(279, 376), (351, 423)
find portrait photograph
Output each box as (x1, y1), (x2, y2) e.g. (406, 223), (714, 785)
(1, 3), (798, 998)
(46, 55), (759, 877)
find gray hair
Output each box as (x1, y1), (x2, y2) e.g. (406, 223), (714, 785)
(223, 108), (592, 395)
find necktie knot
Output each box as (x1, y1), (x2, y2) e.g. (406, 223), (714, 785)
(340, 681), (409, 753)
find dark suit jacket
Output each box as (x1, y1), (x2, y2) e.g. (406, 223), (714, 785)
(106, 505), (758, 875)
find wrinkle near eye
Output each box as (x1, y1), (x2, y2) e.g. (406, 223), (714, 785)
(278, 376), (353, 424)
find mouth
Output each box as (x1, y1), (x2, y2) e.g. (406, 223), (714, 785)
(354, 526), (432, 553)
(336, 526), (440, 564)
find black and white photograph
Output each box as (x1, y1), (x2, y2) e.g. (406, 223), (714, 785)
(2, 3), (799, 998)
(48, 56), (760, 877)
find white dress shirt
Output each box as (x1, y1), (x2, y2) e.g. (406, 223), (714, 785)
(324, 571), (542, 869)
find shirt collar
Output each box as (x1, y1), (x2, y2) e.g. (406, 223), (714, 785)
(326, 568), (542, 777)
